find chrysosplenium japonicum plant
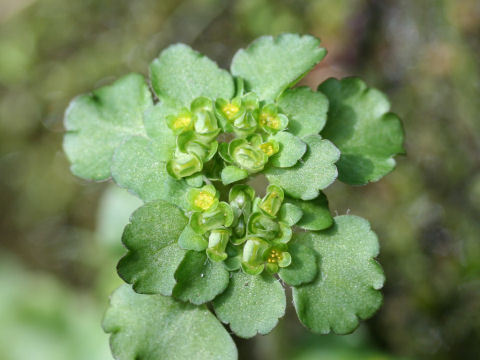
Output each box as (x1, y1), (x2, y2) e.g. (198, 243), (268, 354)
(64, 34), (404, 360)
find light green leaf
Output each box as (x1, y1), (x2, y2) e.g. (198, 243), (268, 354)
(292, 215), (385, 334)
(221, 165), (249, 185)
(178, 225), (208, 251)
(143, 100), (179, 143)
(186, 173), (204, 188)
(269, 131), (307, 168)
(111, 136), (190, 209)
(278, 87), (329, 137)
(231, 34), (326, 101)
(213, 272), (286, 338)
(278, 243), (317, 286)
(150, 44), (235, 106)
(103, 285), (237, 360)
(266, 135), (340, 200)
(278, 203), (303, 226)
(285, 193), (333, 231)
(173, 251), (230, 305)
(117, 201), (187, 296)
(64, 73), (151, 180)
(319, 77), (404, 185)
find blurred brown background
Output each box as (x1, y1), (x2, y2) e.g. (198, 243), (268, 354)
(1, 0), (479, 359)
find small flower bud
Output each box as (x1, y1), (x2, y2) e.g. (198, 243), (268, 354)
(259, 185), (284, 218)
(206, 229), (231, 262)
(190, 202), (234, 234)
(166, 151), (202, 179)
(241, 237), (269, 275)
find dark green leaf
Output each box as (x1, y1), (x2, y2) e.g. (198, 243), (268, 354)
(278, 87), (329, 138)
(213, 272), (286, 338)
(178, 225), (208, 251)
(266, 135), (340, 200)
(117, 201), (187, 296)
(150, 44), (235, 106)
(173, 251), (230, 305)
(103, 285), (237, 360)
(231, 34), (326, 101)
(319, 77), (404, 185)
(285, 193), (333, 231)
(292, 215), (385, 334)
(278, 203), (303, 226)
(221, 165), (249, 185)
(278, 243), (317, 286)
(64, 73), (151, 180)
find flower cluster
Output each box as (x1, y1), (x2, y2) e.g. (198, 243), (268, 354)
(65, 34), (404, 357)
(166, 90), (290, 183)
(186, 183), (292, 275)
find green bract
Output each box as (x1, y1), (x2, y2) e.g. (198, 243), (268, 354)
(64, 33), (404, 360)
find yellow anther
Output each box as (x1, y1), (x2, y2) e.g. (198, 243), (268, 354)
(260, 143), (275, 156)
(267, 249), (282, 264)
(194, 191), (215, 211)
(173, 116), (192, 130)
(222, 103), (240, 119)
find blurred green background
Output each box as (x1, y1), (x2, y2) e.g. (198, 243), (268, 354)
(1, 0), (479, 359)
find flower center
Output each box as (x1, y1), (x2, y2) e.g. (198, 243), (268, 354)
(173, 116), (192, 130)
(267, 249), (282, 263)
(194, 191), (215, 211)
(260, 143), (275, 156)
(260, 113), (280, 129)
(223, 103), (240, 119)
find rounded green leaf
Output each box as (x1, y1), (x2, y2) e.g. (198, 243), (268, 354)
(111, 136), (190, 209)
(185, 173), (204, 188)
(63, 73), (151, 180)
(265, 135), (340, 200)
(292, 215), (385, 334)
(213, 272), (286, 338)
(285, 193), (333, 231)
(173, 251), (229, 305)
(278, 86), (329, 138)
(269, 131), (307, 168)
(178, 225), (208, 251)
(278, 243), (317, 286)
(117, 201), (187, 296)
(221, 165), (249, 185)
(103, 285), (237, 360)
(319, 77), (405, 185)
(231, 34), (326, 101)
(278, 203), (303, 226)
(150, 43), (234, 106)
